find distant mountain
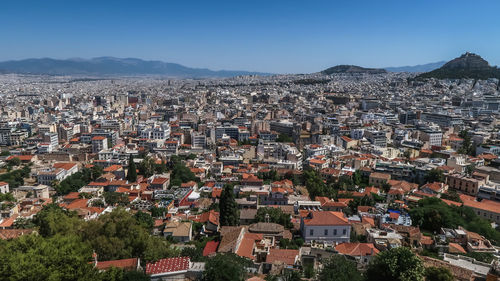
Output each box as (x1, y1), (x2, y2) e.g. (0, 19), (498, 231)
(416, 53), (500, 80)
(0, 57), (271, 78)
(385, 61), (446, 73)
(321, 65), (387, 75)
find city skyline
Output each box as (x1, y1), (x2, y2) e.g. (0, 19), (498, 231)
(1, 0), (500, 73)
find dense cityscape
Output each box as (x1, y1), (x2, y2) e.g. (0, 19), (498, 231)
(0, 51), (499, 281)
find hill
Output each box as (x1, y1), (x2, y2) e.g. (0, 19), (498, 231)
(416, 52), (500, 80)
(0, 57), (271, 78)
(321, 65), (387, 75)
(385, 61), (446, 73)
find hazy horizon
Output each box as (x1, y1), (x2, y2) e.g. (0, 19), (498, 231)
(2, 0), (499, 73)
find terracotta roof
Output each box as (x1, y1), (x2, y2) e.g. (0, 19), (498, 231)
(265, 248), (299, 265)
(0, 229), (34, 239)
(218, 226), (244, 253)
(145, 257), (190, 275)
(95, 258), (138, 271)
(62, 198), (88, 209)
(151, 177), (169, 185)
(448, 242), (467, 254)
(441, 199), (462, 207)
(236, 234), (257, 260)
(211, 187), (222, 198)
(335, 242), (379, 256)
(202, 241), (219, 256)
(0, 216), (17, 228)
(7, 155), (34, 161)
(64, 192), (80, 200)
(462, 197), (500, 214)
(303, 211), (350, 226)
(103, 165), (123, 172)
(53, 162), (77, 171)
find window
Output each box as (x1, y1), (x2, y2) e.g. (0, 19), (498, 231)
(324, 229), (328, 236)
(310, 229), (314, 236)
(333, 229), (337, 236)
(343, 229), (347, 235)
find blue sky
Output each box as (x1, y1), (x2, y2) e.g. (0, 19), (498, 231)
(1, 0), (499, 73)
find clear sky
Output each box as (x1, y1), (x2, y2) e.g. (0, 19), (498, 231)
(1, 0), (499, 73)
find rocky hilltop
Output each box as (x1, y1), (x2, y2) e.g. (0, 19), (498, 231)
(416, 52), (500, 80)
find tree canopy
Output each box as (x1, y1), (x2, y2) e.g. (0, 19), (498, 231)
(219, 185), (239, 226)
(126, 154), (137, 182)
(319, 255), (363, 281)
(202, 254), (252, 281)
(55, 166), (103, 195)
(255, 207), (292, 228)
(409, 197), (500, 245)
(424, 266), (454, 281)
(366, 247), (425, 281)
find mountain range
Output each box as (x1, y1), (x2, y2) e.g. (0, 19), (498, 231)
(0, 57), (270, 78)
(384, 61), (446, 73)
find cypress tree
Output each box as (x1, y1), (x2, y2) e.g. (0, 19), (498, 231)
(219, 184), (239, 226)
(127, 154), (137, 182)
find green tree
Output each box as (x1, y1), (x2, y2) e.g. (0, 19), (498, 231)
(409, 197), (500, 245)
(0, 192), (15, 202)
(99, 267), (150, 281)
(424, 267), (453, 281)
(319, 255), (363, 281)
(255, 207), (292, 228)
(7, 157), (21, 167)
(127, 154), (137, 182)
(425, 169), (444, 183)
(138, 156), (156, 178)
(55, 167), (101, 195)
(33, 204), (81, 237)
(457, 130), (475, 156)
(169, 157), (198, 187)
(366, 247), (424, 281)
(134, 211), (154, 230)
(282, 269), (302, 281)
(276, 134), (293, 143)
(104, 192), (129, 206)
(13, 217), (35, 229)
(202, 254), (252, 281)
(80, 208), (174, 261)
(219, 185), (239, 226)
(150, 206), (167, 218)
(304, 169), (329, 199)
(0, 234), (100, 281)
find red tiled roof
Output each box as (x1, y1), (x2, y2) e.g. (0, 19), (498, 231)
(203, 241), (219, 256)
(53, 162), (77, 171)
(335, 242), (379, 256)
(103, 165), (122, 172)
(303, 211), (350, 226)
(265, 248), (299, 265)
(145, 257), (190, 275)
(211, 188), (222, 198)
(151, 177), (169, 185)
(7, 155), (34, 161)
(95, 258), (138, 271)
